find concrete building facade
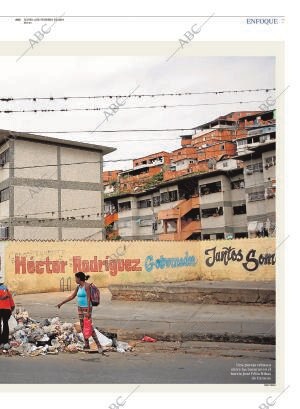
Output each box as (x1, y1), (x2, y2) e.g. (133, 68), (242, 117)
(103, 110), (276, 241)
(0, 130), (114, 240)
(198, 169), (247, 240)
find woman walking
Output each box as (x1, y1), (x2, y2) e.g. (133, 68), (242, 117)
(57, 272), (106, 355)
(0, 274), (15, 348)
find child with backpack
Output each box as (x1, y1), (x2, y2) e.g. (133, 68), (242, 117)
(57, 271), (107, 356)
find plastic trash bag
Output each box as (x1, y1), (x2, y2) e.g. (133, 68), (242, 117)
(83, 317), (93, 339)
(116, 340), (132, 352)
(8, 315), (18, 334)
(94, 329), (113, 347)
(141, 335), (157, 342)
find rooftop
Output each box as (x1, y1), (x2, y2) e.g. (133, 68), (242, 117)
(193, 111), (262, 130)
(238, 109), (275, 122)
(0, 129), (116, 155)
(105, 167), (244, 200)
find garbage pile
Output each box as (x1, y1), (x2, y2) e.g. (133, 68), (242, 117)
(0, 308), (133, 357)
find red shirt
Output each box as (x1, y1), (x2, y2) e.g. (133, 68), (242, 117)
(0, 285), (15, 310)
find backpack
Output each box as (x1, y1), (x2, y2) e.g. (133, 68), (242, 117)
(89, 283), (100, 306)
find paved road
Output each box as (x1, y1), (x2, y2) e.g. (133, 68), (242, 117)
(13, 291), (275, 342)
(0, 342), (275, 384)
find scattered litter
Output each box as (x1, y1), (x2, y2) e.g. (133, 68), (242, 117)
(94, 328), (113, 347)
(0, 308), (134, 358)
(116, 340), (132, 353)
(141, 336), (157, 343)
(8, 315), (18, 334)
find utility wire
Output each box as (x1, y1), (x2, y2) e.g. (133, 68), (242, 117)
(13, 128), (197, 134)
(0, 176), (274, 221)
(6, 120), (275, 134)
(0, 100), (271, 114)
(0, 88), (275, 102)
(1, 142), (274, 169)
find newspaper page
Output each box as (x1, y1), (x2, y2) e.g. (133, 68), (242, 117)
(0, 2), (296, 409)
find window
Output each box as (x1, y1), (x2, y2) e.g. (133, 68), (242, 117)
(220, 145), (225, 150)
(265, 187), (276, 199)
(200, 181), (222, 195)
(137, 199), (152, 209)
(222, 161), (228, 168)
(201, 207), (223, 218)
(0, 149), (9, 166)
(161, 192), (169, 203)
(246, 162), (263, 173)
(169, 190), (178, 202)
(0, 188), (9, 202)
(153, 196), (161, 207)
(216, 233), (225, 240)
(118, 201), (131, 212)
(237, 139), (247, 146)
(231, 180), (245, 189)
(265, 156), (276, 168)
(233, 204), (246, 215)
(248, 191), (265, 202)
(161, 190), (178, 204)
(260, 135), (269, 143)
(0, 226), (9, 240)
(235, 232), (248, 239)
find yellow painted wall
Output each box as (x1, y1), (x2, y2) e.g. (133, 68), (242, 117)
(199, 238), (275, 281)
(2, 238), (275, 294)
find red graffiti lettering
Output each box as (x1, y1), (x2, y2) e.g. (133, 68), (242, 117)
(71, 256), (141, 276)
(14, 256), (67, 274)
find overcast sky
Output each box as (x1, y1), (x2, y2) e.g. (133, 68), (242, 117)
(0, 56), (275, 170)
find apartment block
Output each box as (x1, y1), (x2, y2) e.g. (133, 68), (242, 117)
(105, 186), (179, 240)
(235, 110), (276, 236)
(0, 129), (114, 240)
(198, 168), (247, 240)
(103, 109), (276, 241)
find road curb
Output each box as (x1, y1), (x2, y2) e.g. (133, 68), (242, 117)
(109, 281), (275, 305)
(96, 326), (275, 345)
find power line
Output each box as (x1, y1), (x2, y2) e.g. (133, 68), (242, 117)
(0, 206), (103, 222)
(4, 159), (131, 170)
(14, 128), (196, 134)
(13, 206), (100, 217)
(0, 88), (275, 102)
(0, 99), (270, 114)
(8, 120), (274, 134)
(3, 179), (273, 220)
(73, 138), (182, 143)
(2, 143), (271, 169)
(0, 212), (102, 224)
